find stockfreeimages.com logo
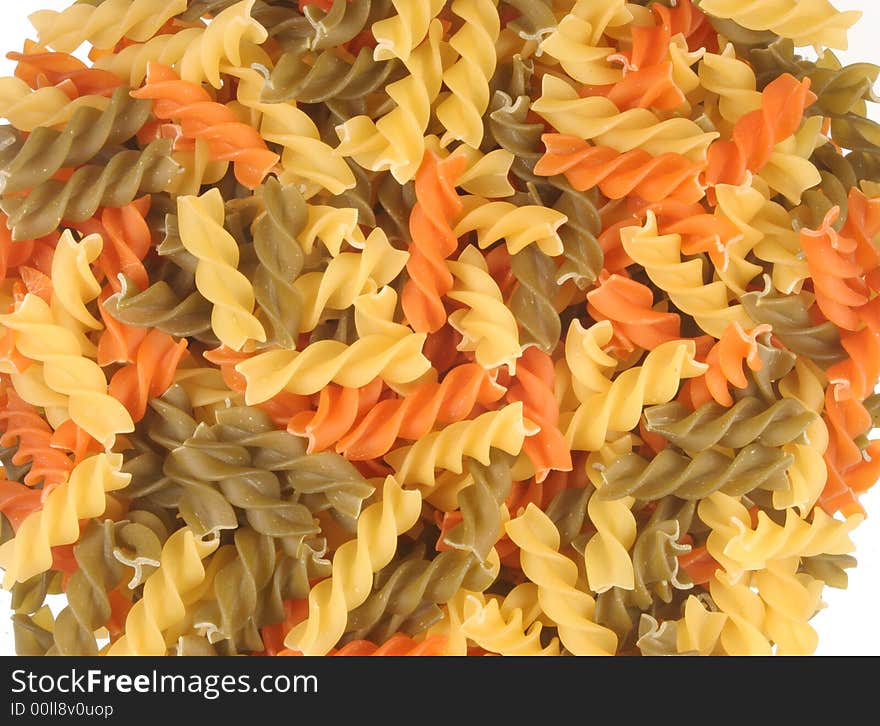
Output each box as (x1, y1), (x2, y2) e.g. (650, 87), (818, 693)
(10, 668), (318, 703)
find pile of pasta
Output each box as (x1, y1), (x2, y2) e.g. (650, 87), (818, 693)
(0, 0), (878, 657)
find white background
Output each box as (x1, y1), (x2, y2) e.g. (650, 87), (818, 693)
(0, 0), (878, 656)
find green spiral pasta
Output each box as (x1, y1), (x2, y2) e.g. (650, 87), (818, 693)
(644, 397), (816, 451)
(344, 547), (498, 643)
(251, 178), (308, 348)
(440, 452), (514, 562)
(0, 87), (151, 194)
(799, 553), (857, 590)
(103, 275), (216, 343)
(213, 406), (376, 529)
(599, 444), (794, 502)
(164, 423), (320, 546)
(740, 284), (846, 367)
(50, 514), (168, 656)
(0, 139), (178, 241)
(260, 45), (402, 104)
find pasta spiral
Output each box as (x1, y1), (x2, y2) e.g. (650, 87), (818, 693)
(283, 475), (422, 655)
(0, 453), (130, 588)
(506, 504), (618, 655)
(696, 0), (860, 51)
(107, 526), (219, 655)
(177, 188), (266, 351)
(29, 0), (189, 53)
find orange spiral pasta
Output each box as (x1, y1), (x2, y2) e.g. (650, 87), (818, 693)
(504, 347), (571, 482)
(655, 0), (718, 53)
(401, 150), (467, 334)
(801, 207), (869, 332)
(287, 379), (384, 455)
(0, 218), (56, 281)
(336, 362), (506, 461)
(130, 62), (278, 189)
(107, 327), (189, 423)
(820, 328), (880, 514)
(0, 479), (42, 531)
(593, 9), (685, 112)
(534, 134), (706, 204)
(9, 40), (123, 97)
(705, 74), (817, 187)
(688, 322), (773, 407)
(0, 389), (72, 490)
(586, 272), (682, 352)
(70, 197), (152, 293)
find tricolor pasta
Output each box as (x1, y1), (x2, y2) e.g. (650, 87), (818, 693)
(0, 0), (877, 657)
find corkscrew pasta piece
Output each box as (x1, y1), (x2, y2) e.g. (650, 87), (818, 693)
(335, 18), (443, 183)
(107, 526), (219, 655)
(506, 504), (618, 655)
(0, 294), (134, 448)
(176, 188), (265, 351)
(284, 475), (421, 655)
(0, 453), (130, 588)
(535, 134), (706, 205)
(401, 148), (466, 334)
(621, 211), (755, 338)
(28, 0), (189, 54)
(696, 0), (861, 51)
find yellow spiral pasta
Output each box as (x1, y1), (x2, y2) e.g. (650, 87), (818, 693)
(532, 75), (719, 162)
(299, 205), (362, 257)
(697, 0), (861, 50)
(759, 117), (825, 204)
(107, 527), (220, 655)
(583, 441), (637, 593)
(563, 325), (707, 452)
(166, 139), (229, 198)
(94, 0), (269, 89)
(675, 596), (728, 656)
(723, 505), (863, 571)
(754, 557), (824, 655)
(708, 184), (767, 297)
(698, 43), (763, 127)
(447, 245), (522, 373)
(709, 570), (773, 655)
(236, 288), (430, 403)
(563, 319), (617, 402)
(435, 0), (500, 148)
(538, 0), (631, 86)
(453, 195), (567, 257)
(384, 402), (530, 489)
(752, 202), (812, 294)
(0, 453), (130, 587)
(50, 230), (103, 334)
(178, 188), (266, 351)
(506, 504), (617, 655)
(0, 294), (134, 447)
(700, 491), (861, 579)
(294, 228), (408, 333)
(336, 19), (443, 183)
(442, 144), (515, 198)
(460, 590), (561, 656)
(0, 78), (109, 132)
(29, 0), (188, 53)
(621, 210), (755, 337)
(371, 0), (446, 63)
(284, 475), (422, 655)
